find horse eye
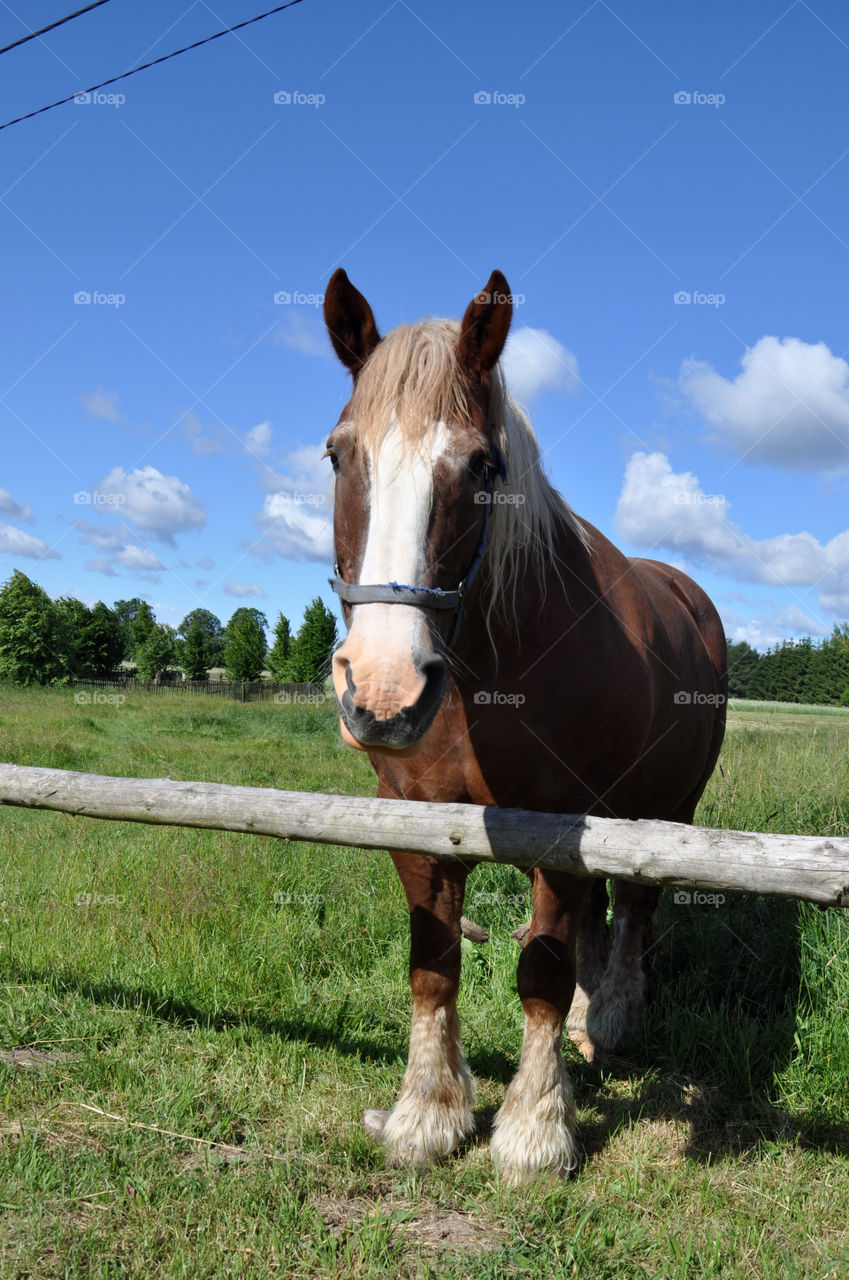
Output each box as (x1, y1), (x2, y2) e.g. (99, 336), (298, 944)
(323, 448), (340, 474)
(466, 452), (490, 481)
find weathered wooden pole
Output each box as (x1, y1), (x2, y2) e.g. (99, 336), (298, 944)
(1, 762), (848, 907)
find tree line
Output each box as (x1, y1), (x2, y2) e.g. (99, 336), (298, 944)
(3, 566), (847, 705)
(727, 626), (849, 706)
(0, 570), (337, 686)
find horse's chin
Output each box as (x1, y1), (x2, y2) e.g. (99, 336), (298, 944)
(338, 717), (429, 758)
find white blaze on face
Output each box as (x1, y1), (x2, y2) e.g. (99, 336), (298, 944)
(332, 422), (451, 723)
(354, 422), (450, 655)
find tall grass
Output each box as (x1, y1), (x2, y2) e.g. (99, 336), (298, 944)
(0, 686), (847, 1278)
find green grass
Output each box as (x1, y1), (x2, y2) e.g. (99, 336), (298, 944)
(1, 685), (848, 1278)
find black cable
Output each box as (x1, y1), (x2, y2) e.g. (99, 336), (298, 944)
(0, 0), (305, 132)
(0, 0), (113, 58)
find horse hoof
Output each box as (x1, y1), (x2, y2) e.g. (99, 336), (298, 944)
(566, 1029), (596, 1063)
(511, 921), (532, 947)
(586, 970), (645, 1052)
(362, 1109), (391, 1140)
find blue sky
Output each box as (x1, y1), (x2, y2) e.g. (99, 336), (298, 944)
(2, 0), (849, 648)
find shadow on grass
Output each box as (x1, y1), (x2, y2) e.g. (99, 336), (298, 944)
(6, 891), (846, 1163)
(572, 891), (849, 1162)
(1, 962), (516, 1081)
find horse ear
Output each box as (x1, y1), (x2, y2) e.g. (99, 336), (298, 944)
(324, 269), (381, 375)
(456, 270), (513, 377)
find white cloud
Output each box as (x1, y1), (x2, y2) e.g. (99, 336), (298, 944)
(244, 421), (272, 456)
(190, 436), (225, 457)
(614, 451), (849, 618)
(94, 466), (206, 545)
(85, 556), (116, 576)
(680, 336), (849, 469)
(273, 314), (331, 359)
(257, 493), (333, 562)
(197, 555), (215, 570)
(722, 605), (830, 651)
(0, 521), (60, 560)
(79, 387), (125, 423)
(74, 519), (122, 552)
(0, 488), (33, 522)
(181, 411), (224, 457)
(259, 441), (331, 499)
(114, 545), (165, 572)
(254, 440), (333, 563)
(223, 581), (268, 599)
(500, 327), (581, 402)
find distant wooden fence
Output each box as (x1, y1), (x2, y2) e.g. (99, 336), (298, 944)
(70, 677), (328, 703)
(1, 764), (848, 908)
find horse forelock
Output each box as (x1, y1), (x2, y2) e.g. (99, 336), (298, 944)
(342, 317), (590, 637)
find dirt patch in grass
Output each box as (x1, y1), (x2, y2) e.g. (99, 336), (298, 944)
(313, 1191), (505, 1254)
(0, 1047), (77, 1070)
(180, 1145), (259, 1172)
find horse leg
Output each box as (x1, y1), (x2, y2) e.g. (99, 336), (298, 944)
(491, 870), (591, 1182)
(368, 851), (474, 1168)
(566, 877), (612, 1061)
(586, 881), (660, 1053)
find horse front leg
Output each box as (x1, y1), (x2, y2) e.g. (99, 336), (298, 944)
(365, 851), (474, 1168)
(586, 881), (659, 1052)
(566, 877), (612, 1061)
(491, 870), (591, 1182)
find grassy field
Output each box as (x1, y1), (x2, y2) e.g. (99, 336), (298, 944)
(0, 686), (848, 1279)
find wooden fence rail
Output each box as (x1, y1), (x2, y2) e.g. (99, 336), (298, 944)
(1, 763), (848, 907)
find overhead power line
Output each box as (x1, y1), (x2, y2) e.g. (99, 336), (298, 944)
(0, 0), (114, 58)
(0, 0), (306, 133)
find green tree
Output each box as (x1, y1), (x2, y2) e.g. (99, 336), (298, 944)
(813, 624), (849, 705)
(54, 596), (91, 675)
(135, 623), (176, 680)
(726, 639), (761, 699)
(178, 608), (224, 669)
(224, 607), (267, 644)
(113, 597), (146, 660)
(182, 618), (209, 680)
(130, 601), (156, 659)
(81, 602), (125, 674)
(0, 571), (68, 685)
(223, 612), (266, 681)
(286, 598), (337, 683)
(267, 612), (292, 680)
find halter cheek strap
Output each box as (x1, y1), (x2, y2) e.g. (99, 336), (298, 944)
(328, 444), (506, 650)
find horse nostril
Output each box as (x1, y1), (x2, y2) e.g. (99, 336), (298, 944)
(421, 656), (446, 689)
(345, 663), (357, 696)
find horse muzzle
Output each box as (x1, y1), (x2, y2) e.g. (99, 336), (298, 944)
(333, 651), (446, 751)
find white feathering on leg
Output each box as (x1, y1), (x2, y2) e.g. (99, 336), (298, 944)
(490, 1018), (578, 1182)
(380, 1004), (474, 1167)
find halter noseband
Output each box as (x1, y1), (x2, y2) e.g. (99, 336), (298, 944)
(328, 445), (507, 650)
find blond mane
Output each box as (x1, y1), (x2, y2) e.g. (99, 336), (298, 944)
(345, 319), (590, 637)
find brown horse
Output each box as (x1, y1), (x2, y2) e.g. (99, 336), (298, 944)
(322, 269), (726, 1181)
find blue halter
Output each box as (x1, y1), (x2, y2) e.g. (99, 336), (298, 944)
(329, 445), (507, 650)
